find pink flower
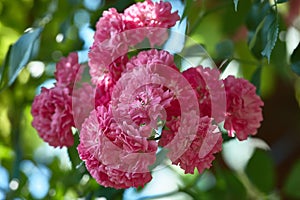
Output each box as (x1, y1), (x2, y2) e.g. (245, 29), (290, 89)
(182, 66), (226, 123)
(113, 82), (173, 133)
(107, 55), (129, 81)
(78, 105), (157, 189)
(89, 1), (180, 83)
(95, 74), (115, 108)
(112, 57), (175, 135)
(223, 75), (264, 141)
(72, 83), (95, 129)
(54, 52), (81, 89)
(123, 0), (179, 46)
(124, 0), (180, 29)
(31, 87), (74, 147)
(94, 8), (126, 43)
(123, 0), (180, 46)
(159, 116), (222, 174)
(126, 49), (178, 72)
(89, 39), (129, 84)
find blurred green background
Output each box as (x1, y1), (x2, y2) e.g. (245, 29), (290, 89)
(1, 0), (300, 199)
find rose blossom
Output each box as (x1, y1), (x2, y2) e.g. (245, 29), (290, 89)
(31, 87), (74, 147)
(126, 49), (178, 72)
(182, 66), (226, 123)
(72, 83), (95, 129)
(123, 0), (180, 46)
(223, 75), (264, 141)
(89, 1), (180, 83)
(54, 52), (81, 90)
(159, 116), (222, 174)
(89, 38), (129, 84)
(95, 74), (115, 108)
(111, 66), (174, 138)
(78, 105), (157, 189)
(112, 50), (177, 136)
(123, 0), (180, 29)
(94, 8), (126, 43)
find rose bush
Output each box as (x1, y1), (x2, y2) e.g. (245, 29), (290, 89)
(31, 0), (264, 189)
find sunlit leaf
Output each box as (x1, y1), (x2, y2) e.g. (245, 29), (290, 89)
(0, 27), (43, 92)
(291, 42), (300, 76)
(245, 149), (275, 193)
(284, 159), (300, 198)
(222, 138), (270, 172)
(0, 144), (14, 159)
(233, 0), (239, 11)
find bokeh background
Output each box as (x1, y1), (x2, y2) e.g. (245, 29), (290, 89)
(0, 0), (300, 199)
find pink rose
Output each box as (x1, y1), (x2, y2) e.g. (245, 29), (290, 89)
(54, 52), (81, 90)
(223, 75), (264, 140)
(182, 66), (226, 123)
(78, 106), (157, 189)
(31, 87), (74, 147)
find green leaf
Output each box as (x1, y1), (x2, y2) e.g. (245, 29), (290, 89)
(223, 171), (247, 199)
(251, 66), (262, 95)
(284, 159), (300, 198)
(291, 42), (300, 76)
(233, 0), (239, 11)
(67, 128), (82, 169)
(215, 40), (234, 61)
(213, 166), (247, 199)
(276, 0), (288, 3)
(0, 144), (14, 159)
(0, 27), (43, 92)
(246, 0), (274, 60)
(246, 0), (270, 32)
(261, 15), (279, 62)
(248, 18), (266, 51)
(245, 149), (275, 193)
(182, 0), (192, 22)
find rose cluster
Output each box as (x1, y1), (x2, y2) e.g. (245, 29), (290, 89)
(31, 52), (80, 147)
(31, 0), (264, 189)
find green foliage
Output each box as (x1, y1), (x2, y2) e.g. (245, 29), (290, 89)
(245, 149), (275, 194)
(284, 159), (300, 198)
(0, 28), (42, 92)
(291, 42), (300, 76)
(246, 0), (279, 61)
(214, 169), (247, 200)
(251, 66), (262, 95)
(276, 0), (288, 3)
(67, 129), (82, 170)
(0, 144), (14, 160)
(261, 15), (279, 62)
(215, 40), (234, 61)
